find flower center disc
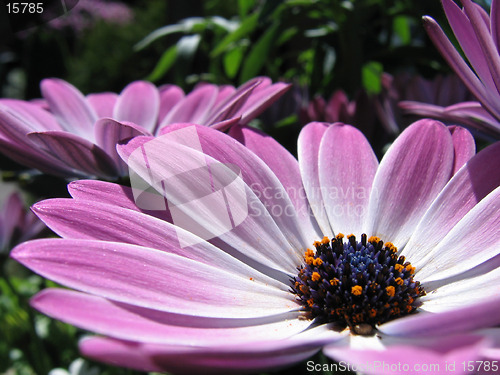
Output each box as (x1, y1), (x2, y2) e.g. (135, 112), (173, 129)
(291, 234), (425, 335)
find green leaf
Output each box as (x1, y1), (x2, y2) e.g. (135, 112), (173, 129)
(211, 12), (258, 57)
(134, 17), (206, 51)
(145, 45), (178, 82)
(223, 46), (245, 79)
(393, 15), (411, 46)
(239, 22), (280, 83)
(238, 0), (256, 18)
(362, 61), (383, 94)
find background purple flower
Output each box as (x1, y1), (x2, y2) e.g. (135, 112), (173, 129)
(417, 0), (500, 138)
(0, 77), (289, 178)
(0, 190), (46, 254)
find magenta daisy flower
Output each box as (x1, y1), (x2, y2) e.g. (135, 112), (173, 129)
(412, 0), (500, 138)
(11, 119), (500, 374)
(0, 77), (289, 178)
(0, 191), (46, 253)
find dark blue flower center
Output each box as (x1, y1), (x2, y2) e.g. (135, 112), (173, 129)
(291, 233), (425, 335)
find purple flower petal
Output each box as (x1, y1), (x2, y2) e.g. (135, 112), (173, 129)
(32, 288), (309, 345)
(113, 81), (160, 133)
(27, 131), (119, 178)
(0, 137), (73, 176)
(414, 185), (500, 282)
(318, 124), (378, 236)
(298, 122), (333, 236)
(364, 120), (454, 247)
(229, 125), (321, 239)
(159, 85), (218, 127)
(80, 337), (164, 373)
(94, 118), (152, 175)
(237, 80), (291, 126)
(461, 0), (500, 98)
(403, 142), (500, 267)
(68, 180), (172, 221)
(11, 238), (296, 318)
(40, 78), (97, 138)
(420, 260), (500, 312)
(157, 85), (184, 126)
(442, 0), (498, 96)
(423, 16), (500, 117)
(379, 296), (500, 338)
(86, 92), (118, 118)
(31, 198), (286, 289)
(203, 80), (260, 126)
(80, 325), (342, 374)
(0, 99), (62, 133)
(448, 125), (476, 173)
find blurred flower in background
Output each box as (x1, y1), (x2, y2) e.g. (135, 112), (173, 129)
(300, 89), (379, 138)
(416, 0), (500, 138)
(0, 77), (289, 178)
(382, 72), (474, 131)
(46, 0), (134, 33)
(0, 190), (46, 254)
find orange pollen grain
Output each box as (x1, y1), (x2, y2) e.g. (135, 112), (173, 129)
(307, 299), (314, 307)
(394, 264), (404, 272)
(406, 265), (416, 274)
(311, 272), (321, 282)
(313, 258), (323, 266)
(351, 285), (363, 296)
(330, 278), (339, 286)
(305, 248), (315, 257)
(386, 286), (395, 297)
(369, 309), (377, 318)
(395, 278), (404, 286)
(336, 233), (345, 240)
(368, 236), (381, 243)
(321, 236), (330, 244)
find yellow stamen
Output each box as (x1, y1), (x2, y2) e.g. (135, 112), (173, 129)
(394, 264), (404, 272)
(405, 265), (416, 274)
(368, 236), (381, 243)
(330, 278), (339, 286)
(311, 272), (321, 282)
(313, 258), (323, 266)
(351, 285), (363, 296)
(321, 236), (330, 244)
(384, 242), (398, 252)
(395, 277), (404, 286)
(336, 233), (344, 240)
(386, 286), (395, 297)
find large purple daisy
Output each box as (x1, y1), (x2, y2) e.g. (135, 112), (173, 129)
(0, 77), (288, 178)
(11, 119), (500, 374)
